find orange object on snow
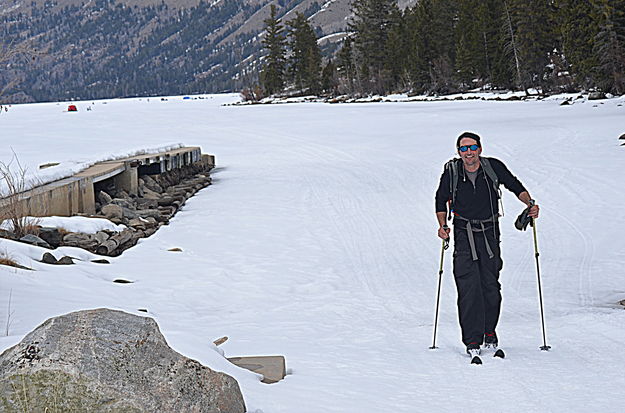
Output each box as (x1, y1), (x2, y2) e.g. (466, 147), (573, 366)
(68, 105), (77, 112)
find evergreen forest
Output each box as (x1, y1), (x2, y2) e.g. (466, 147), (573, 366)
(260, 0), (625, 97)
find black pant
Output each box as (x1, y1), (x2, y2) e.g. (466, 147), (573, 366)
(452, 221), (503, 346)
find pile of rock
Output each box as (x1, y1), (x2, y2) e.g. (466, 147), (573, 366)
(3, 164), (212, 258)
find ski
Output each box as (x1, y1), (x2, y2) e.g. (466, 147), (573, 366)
(484, 343), (506, 359)
(470, 355), (483, 364)
(467, 348), (482, 365)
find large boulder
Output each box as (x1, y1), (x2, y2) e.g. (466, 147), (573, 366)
(0, 309), (246, 413)
(19, 234), (51, 249)
(38, 227), (63, 248)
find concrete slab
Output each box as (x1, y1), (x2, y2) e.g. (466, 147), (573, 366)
(227, 356), (286, 384)
(75, 162), (125, 183)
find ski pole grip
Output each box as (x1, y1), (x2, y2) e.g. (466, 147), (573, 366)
(442, 225), (450, 248)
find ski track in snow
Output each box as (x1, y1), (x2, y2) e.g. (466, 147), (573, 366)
(1, 96), (625, 412)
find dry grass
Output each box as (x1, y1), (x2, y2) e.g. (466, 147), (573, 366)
(21, 223), (40, 236)
(0, 256), (20, 267)
(56, 227), (70, 237)
(0, 150), (44, 238)
(0, 250), (32, 271)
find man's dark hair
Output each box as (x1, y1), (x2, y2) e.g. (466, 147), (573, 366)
(456, 132), (482, 148)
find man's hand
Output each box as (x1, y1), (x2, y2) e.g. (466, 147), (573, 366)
(519, 193), (540, 219)
(438, 225), (450, 240)
(528, 203), (540, 219)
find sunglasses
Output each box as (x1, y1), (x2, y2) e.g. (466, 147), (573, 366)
(458, 144), (480, 152)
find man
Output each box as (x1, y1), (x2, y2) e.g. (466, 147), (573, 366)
(434, 132), (539, 356)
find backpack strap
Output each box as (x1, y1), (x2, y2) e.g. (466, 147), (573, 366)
(480, 156), (505, 216)
(480, 157), (501, 200)
(445, 158), (461, 220)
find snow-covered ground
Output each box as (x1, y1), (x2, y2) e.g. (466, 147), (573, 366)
(1, 94), (624, 412)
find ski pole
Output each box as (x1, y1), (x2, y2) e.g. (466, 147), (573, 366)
(532, 218), (551, 351)
(430, 228), (449, 350)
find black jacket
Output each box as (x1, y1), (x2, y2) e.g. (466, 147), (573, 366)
(435, 157), (526, 220)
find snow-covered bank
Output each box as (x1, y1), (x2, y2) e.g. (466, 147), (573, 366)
(1, 94), (625, 412)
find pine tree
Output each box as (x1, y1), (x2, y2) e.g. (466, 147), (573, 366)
(349, 0), (400, 94)
(337, 36), (356, 93)
(287, 12), (322, 94)
(321, 59), (339, 95)
(406, 0), (457, 94)
(505, 0), (557, 93)
(405, 1), (436, 93)
(479, 0), (514, 89)
(455, 0), (482, 88)
(454, 0), (510, 90)
(260, 5), (287, 96)
(554, 0), (599, 89)
(591, 0), (625, 94)
(384, 7), (408, 91)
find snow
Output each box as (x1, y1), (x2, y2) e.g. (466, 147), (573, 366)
(1, 93), (625, 412)
(1, 215), (126, 233)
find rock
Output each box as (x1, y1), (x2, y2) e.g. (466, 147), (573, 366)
(63, 233), (98, 250)
(113, 278), (134, 284)
(111, 198), (135, 210)
(110, 217), (126, 225)
(137, 209), (162, 220)
(56, 256), (75, 265)
(38, 227), (63, 248)
(143, 217), (158, 228)
(96, 229), (134, 256)
(143, 175), (164, 193)
(0, 229), (17, 240)
(0, 309), (245, 413)
(101, 204), (123, 220)
(114, 189), (130, 199)
(136, 198), (158, 209)
(143, 227), (158, 237)
(98, 190), (113, 206)
(128, 218), (147, 230)
(158, 205), (175, 215)
(91, 259), (110, 264)
(157, 196), (176, 206)
(141, 187), (161, 200)
(40, 252), (58, 264)
(94, 231), (110, 244)
(19, 234), (51, 249)
(121, 206), (139, 219)
(588, 91), (606, 100)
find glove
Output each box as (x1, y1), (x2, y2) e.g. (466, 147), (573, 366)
(515, 207), (534, 231)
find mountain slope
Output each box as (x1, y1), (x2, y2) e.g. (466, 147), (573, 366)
(1, 0), (368, 102)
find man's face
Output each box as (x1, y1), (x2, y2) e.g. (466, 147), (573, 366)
(458, 137), (482, 165)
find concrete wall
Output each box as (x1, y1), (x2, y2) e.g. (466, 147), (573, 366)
(0, 148), (212, 221)
(0, 176), (95, 219)
(114, 167), (138, 196)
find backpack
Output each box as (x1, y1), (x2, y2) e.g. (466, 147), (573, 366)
(445, 156), (502, 218)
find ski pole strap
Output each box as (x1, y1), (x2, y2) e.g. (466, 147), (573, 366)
(453, 215), (498, 261)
